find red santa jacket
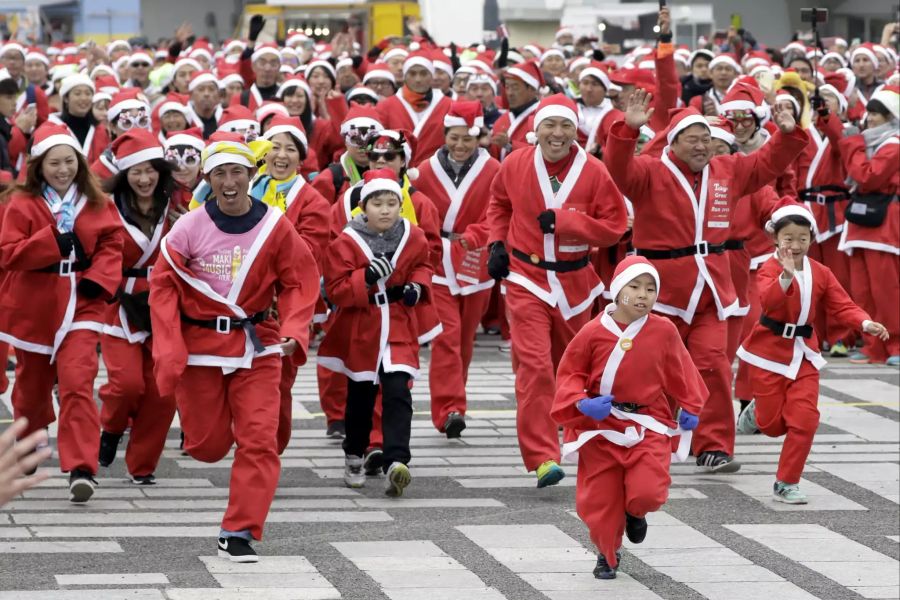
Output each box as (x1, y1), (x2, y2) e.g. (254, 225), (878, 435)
(311, 153), (363, 204)
(0, 191), (123, 359)
(551, 308), (707, 459)
(376, 90), (452, 166)
(414, 148), (500, 296)
(580, 101), (623, 153)
(837, 134), (899, 255)
(605, 121), (809, 324)
(149, 205), (318, 397)
(488, 144), (629, 320)
(737, 255), (870, 379)
(489, 100), (540, 161)
(269, 175), (331, 263)
(797, 115), (850, 243)
(317, 219), (433, 382)
(727, 185), (784, 313)
(307, 118), (344, 172)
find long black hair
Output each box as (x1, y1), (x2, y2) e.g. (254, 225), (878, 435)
(283, 86), (314, 138)
(102, 158), (175, 222)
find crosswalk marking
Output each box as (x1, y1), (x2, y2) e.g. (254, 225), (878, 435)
(820, 379), (900, 412)
(457, 524), (665, 600)
(0, 541), (123, 553)
(726, 524), (900, 599)
(818, 394), (900, 442)
(56, 573), (169, 586)
(814, 462), (900, 503)
(331, 540), (505, 599)
(0, 592), (164, 600)
(199, 555), (340, 597)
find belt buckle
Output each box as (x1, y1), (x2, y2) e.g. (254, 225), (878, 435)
(782, 323), (796, 339)
(145, 265), (154, 277)
(215, 316), (232, 334)
(529, 253), (541, 265)
(816, 193), (827, 206)
(59, 259), (73, 276)
(373, 291), (388, 306)
(696, 241), (709, 257)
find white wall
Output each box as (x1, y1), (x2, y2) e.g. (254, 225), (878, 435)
(140, 0), (241, 44)
(420, 0), (486, 46)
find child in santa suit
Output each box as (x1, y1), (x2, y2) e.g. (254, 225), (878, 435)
(318, 168), (433, 497)
(150, 133), (319, 562)
(737, 204), (889, 504)
(552, 256), (706, 579)
(413, 100), (500, 437)
(0, 123), (123, 503)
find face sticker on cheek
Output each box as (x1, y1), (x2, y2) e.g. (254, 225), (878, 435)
(622, 295), (630, 305)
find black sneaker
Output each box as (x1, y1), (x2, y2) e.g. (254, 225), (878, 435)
(326, 420), (346, 440)
(180, 431), (188, 456)
(217, 536), (258, 563)
(68, 470), (96, 503)
(131, 474), (156, 485)
(593, 551), (621, 579)
(363, 448), (384, 476)
(443, 412), (466, 439)
(696, 451), (741, 473)
(98, 431), (122, 467)
(625, 512), (647, 544)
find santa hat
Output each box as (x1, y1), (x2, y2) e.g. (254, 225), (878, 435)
(775, 89), (801, 116)
(666, 108), (710, 144)
(821, 51), (847, 68)
(59, 73), (95, 98)
(466, 72), (499, 94)
(522, 44), (544, 59)
(505, 59), (543, 90)
(821, 73), (850, 113)
(106, 39), (131, 55)
(360, 167), (403, 204)
(262, 114), (308, 150)
(251, 42), (281, 63)
(719, 82), (770, 124)
(443, 100), (484, 136)
(346, 87), (380, 104)
(223, 39), (247, 54)
(402, 50), (434, 76)
(30, 122), (80, 157)
(201, 132), (259, 174)
(578, 61), (612, 89)
(218, 70), (244, 89)
(851, 43), (880, 68)
(610, 68), (656, 95)
(276, 75), (312, 100)
(157, 93), (192, 118)
(24, 47), (49, 66)
(188, 70), (218, 92)
(688, 49), (715, 65)
(708, 53), (741, 72)
(165, 127), (205, 152)
(128, 52), (153, 66)
(341, 104), (383, 135)
(768, 201), (818, 236)
(285, 32), (309, 48)
(188, 40), (214, 64)
(335, 56), (353, 72)
(527, 94), (578, 144)
(108, 88), (150, 123)
(539, 48), (565, 64)
(674, 48), (692, 66)
(111, 128), (164, 171)
(173, 57), (202, 75)
(363, 63), (396, 85)
(306, 59), (336, 80)
(90, 63), (119, 82)
(782, 41), (807, 56)
(1, 42), (26, 57)
(709, 120), (735, 146)
(382, 47), (409, 63)
(609, 256), (660, 304)
(554, 26), (573, 41)
(369, 129), (417, 177)
(467, 51), (495, 74)
(869, 85), (900, 121)
(256, 102), (289, 123)
(218, 105), (259, 135)
(833, 68), (856, 98)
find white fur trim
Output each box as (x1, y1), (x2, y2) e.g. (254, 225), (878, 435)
(116, 146), (164, 171)
(263, 123), (308, 150)
(506, 66), (539, 90)
(578, 67), (611, 89)
(708, 55), (741, 72)
(188, 72), (218, 92)
(361, 179), (402, 201)
(771, 204), (818, 236)
(251, 46), (282, 63)
(165, 133), (205, 151)
(666, 114), (709, 144)
(851, 46), (879, 68)
(533, 104), (577, 130)
(31, 133), (79, 157)
(402, 56), (434, 76)
(610, 263), (660, 303)
(59, 73), (94, 98)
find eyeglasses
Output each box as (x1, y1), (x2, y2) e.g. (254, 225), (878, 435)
(367, 151), (400, 162)
(131, 62), (151, 68)
(117, 111), (150, 131)
(725, 111), (756, 127)
(164, 147), (201, 168)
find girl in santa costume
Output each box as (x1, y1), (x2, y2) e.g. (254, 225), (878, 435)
(413, 100), (500, 437)
(149, 133), (318, 562)
(552, 256), (705, 580)
(96, 129), (178, 484)
(163, 128), (204, 213)
(252, 114), (331, 453)
(836, 87), (900, 365)
(50, 74), (110, 165)
(737, 204), (888, 504)
(318, 168), (433, 497)
(0, 122), (123, 503)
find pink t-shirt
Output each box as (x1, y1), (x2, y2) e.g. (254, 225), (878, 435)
(166, 204), (269, 297)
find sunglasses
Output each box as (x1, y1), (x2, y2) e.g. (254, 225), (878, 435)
(117, 111), (150, 131)
(367, 151), (400, 162)
(164, 147), (201, 168)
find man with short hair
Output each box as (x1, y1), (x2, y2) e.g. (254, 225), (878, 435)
(189, 71), (223, 139)
(489, 60), (542, 160)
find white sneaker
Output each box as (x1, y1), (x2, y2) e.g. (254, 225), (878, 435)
(384, 462), (411, 497)
(344, 455), (365, 488)
(736, 399), (759, 435)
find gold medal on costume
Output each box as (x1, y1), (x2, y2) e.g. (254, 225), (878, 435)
(619, 337), (633, 352)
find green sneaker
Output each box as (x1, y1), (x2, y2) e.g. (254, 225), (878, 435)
(829, 340), (848, 357)
(773, 481), (808, 504)
(736, 399), (759, 435)
(536, 460), (565, 488)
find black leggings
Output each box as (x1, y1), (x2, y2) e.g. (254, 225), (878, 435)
(343, 370), (412, 471)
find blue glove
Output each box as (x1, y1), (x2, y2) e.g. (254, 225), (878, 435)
(678, 409), (699, 431)
(576, 395), (614, 421)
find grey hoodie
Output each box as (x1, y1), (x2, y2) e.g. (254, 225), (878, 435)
(348, 213), (404, 257)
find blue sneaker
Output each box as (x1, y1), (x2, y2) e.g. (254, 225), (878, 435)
(536, 460), (565, 488)
(848, 351), (870, 364)
(887, 355), (900, 367)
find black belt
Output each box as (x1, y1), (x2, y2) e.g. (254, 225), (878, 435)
(760, 314), (813, 339)
(511, 248), (590, 272)
(635, 241), (729, 260)
(440, 230), (453, 239)
(798, 185), (850, 204)
(123, 267), (151, 278)
(612, 401), (643, 414)
(368, 286), (405, 306)
(723, 239), (744, 250)
(181, 311), (268, 352)
(36, 258), (91, 275)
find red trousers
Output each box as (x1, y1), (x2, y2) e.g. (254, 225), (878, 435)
(667, 287), (735, 456)
(809, 238), (857, 346)
(12, 330), (100, 474)
(278, 358), (299, 455)
(99, 336), (175, 477)
(506, 283), (591, 471)
(734, 272), (761, 401)
(576, 436), (671, 568)
(177, 355), (282, 540)
(748, 361), (819, 484)
(848, 249), (900, 361)
(428, 285), (491, 431)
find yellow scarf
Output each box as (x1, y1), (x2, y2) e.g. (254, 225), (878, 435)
(350, 174), (418, 225)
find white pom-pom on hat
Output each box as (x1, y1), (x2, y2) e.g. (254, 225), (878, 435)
(406, 167), (419, 180)
(525, 131), (538, 144)
(409, 41), (421, 52)
(468, 126), (480, 136)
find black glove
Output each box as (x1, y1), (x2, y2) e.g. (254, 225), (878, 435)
(56, 232), (76, 257)
(487, 242), (510, 281)
(403, 282), (421, 306)
(811, 94), (829, 118)
(248, 15), (265, 43)
(77, 278), (103, 299)
(365, 255), (393, 285)
(537, 210), (556, 234)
